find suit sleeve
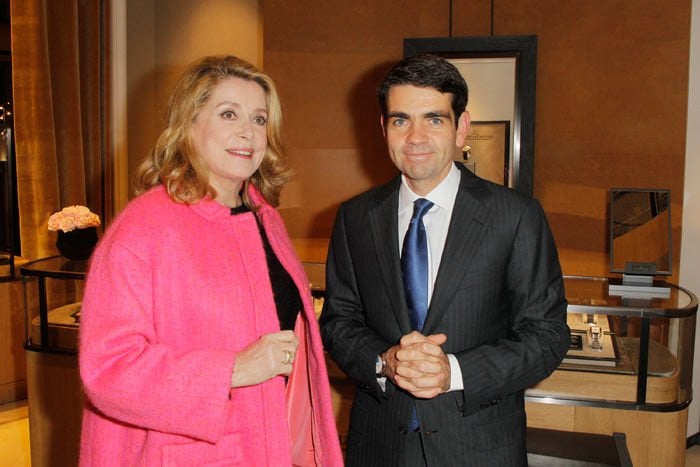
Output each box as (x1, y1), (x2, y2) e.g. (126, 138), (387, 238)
(320, 203), (396, 399)
(455, 198), (570, 412)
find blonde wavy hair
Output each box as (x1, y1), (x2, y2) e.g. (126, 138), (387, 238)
(133, 55), (291, 208)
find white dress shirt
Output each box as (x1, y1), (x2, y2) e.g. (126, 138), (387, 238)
(384, 163), (464, 391)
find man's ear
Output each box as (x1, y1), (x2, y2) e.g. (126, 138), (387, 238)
(455, 110), (471, 148)
(380, 115), (387, 137)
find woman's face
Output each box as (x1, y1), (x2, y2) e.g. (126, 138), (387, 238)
(189, 77), (268, 203)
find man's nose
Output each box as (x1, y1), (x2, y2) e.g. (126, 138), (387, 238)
(406, 123), (427, 143)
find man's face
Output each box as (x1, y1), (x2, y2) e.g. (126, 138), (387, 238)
(382, 84), (470, 195)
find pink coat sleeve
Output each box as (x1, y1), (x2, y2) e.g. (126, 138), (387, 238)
(79, 239), (236, 443)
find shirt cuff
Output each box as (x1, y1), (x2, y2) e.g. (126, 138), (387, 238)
(376, 354), (387, 392)
(377, 376), (387, 392)
(447, 353), (463, 391)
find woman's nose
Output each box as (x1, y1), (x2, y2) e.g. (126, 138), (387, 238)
(236, 119), (254, 139)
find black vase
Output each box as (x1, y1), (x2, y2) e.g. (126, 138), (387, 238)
(56, 227), (98, 261)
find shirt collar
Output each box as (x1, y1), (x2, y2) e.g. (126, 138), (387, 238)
(399, 163), (461, 214)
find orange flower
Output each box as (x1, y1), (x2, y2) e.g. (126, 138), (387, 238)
(48, 205), (101, 232)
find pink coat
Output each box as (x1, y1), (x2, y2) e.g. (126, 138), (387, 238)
(78, 186), (342, 466)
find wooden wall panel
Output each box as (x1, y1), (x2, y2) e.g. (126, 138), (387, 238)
(526, 402), (688, 467)
(451, 0), (497, 36)
(493, 0), (691, 279)
(263, 0), (692, 280)
(264, 0), (449, 238)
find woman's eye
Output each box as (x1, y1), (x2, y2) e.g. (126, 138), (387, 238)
(221, 110), (236, 120)
(253, 115), (267, 126)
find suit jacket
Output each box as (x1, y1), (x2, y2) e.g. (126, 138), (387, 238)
(320, 163), (570, 466)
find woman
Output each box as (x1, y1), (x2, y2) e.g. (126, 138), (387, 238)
(78, 55), (343, 466)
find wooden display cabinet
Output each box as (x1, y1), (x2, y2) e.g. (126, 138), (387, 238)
(526, 276), (697, 467)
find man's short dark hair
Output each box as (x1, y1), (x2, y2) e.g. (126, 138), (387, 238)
(377, 54), (469, 126)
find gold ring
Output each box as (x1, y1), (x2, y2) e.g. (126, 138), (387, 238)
(282, 349), (293, 365)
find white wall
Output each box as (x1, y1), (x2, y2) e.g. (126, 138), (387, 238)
(682, 0), (700, 437)
(153, 0), (262, 112)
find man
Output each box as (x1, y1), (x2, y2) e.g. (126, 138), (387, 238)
(320, 54), (570, 466)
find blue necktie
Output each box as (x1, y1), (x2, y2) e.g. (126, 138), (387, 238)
(401, 198), (433, 431)
(402, 198), (433, 332)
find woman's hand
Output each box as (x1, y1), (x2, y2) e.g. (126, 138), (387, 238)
(230, 330), (299, 387)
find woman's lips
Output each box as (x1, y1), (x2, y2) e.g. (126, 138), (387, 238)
(226, 149), (253, 159)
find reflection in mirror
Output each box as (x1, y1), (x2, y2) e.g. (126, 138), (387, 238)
(458, 120), (510, 187)
(609, 188), (672, 282)
(404, 35), (537, 195)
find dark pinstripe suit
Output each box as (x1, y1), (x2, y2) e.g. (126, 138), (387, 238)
(320, 163), (570, 466)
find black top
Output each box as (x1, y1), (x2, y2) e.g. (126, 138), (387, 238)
(231, 205), (302, 330)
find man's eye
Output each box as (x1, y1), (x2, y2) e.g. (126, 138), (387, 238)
(221, 110), (236, 120)
(392, 118), (407, 127)
(429, 117), (444, 125)
(253, 116), (268, 126)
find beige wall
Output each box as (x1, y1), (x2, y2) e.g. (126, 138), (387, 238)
(265, 0), (454, 239)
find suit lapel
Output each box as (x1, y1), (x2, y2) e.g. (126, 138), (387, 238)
(368, 177), (414, 334)
(423, 167), (493, 334)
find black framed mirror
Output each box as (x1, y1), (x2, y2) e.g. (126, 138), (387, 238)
(404, 35), (537, 196)
(609, 188), (672, 278)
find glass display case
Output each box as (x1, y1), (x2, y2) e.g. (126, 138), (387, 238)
(526, 275), (697, 412)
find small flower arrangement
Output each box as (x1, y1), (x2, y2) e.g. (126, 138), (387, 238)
(48, 205), (101, 233)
